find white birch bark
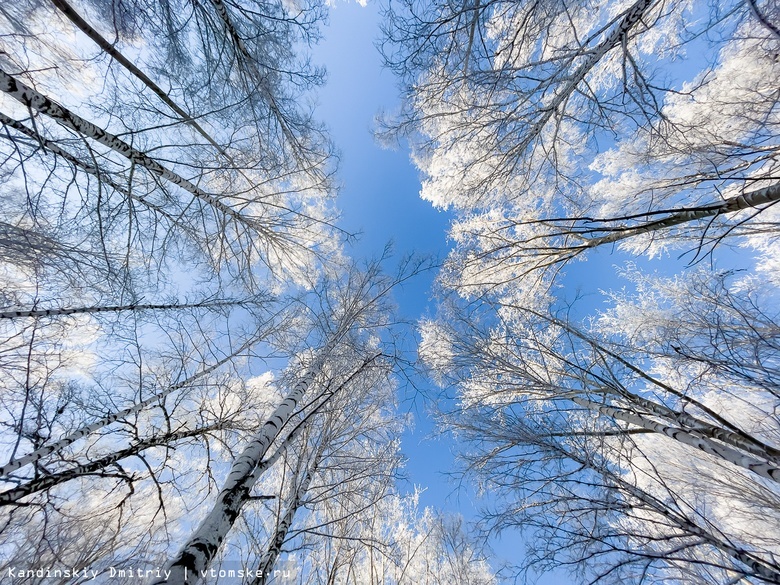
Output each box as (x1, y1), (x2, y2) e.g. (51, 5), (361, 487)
(0, 300), (246, 320)
(514, 0), (655, 154)
(571, 396), (780, 484)
(0, 111), (182, 224)
(0, 68), (261, 233)
(0, 336), (258, 477)
(153, 351), (381, 585)
(592, 385), (780, 465)
(154, 365), (320, 585)
(574, 182), (780, 249)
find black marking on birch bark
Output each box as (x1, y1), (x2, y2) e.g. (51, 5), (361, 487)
(0, 68), (261, 234)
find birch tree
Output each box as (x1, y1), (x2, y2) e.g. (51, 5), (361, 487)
(147, 257), (429, 585)
(383, 0), (780, 300)
(0, 0), (340, 298)
(0, 294), (294, 578)
(419, 268), (780, 583)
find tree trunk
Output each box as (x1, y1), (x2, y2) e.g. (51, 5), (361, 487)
(0, 425), (223, 504)
(0, 69), (253, 229)
(571, 395), (780, 484)
(49, 0), (226, 156)
(253, 445), (324, 584)
(154, 351), (380, 585)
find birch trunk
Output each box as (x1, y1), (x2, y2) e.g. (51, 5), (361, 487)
(253, 445), (324, 585)
(153, 351), (380, 585)
(0, 69), (259, 232)
(154, 361), (322, 585)
(49, 0), (226, 156)
(0, 424), (223, 505)
(593, 385), (780, 465)
(571, 396), (780, 484)
(514, 0), (655, 153)
(0, 300), (241, 320)
(576, 182), (780, 249)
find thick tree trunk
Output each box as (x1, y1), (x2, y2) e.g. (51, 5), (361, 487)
(593, 384), (780, 465)
(154, 365), (320, 585)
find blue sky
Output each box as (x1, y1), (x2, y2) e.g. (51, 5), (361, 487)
(316, 0), (457, 509)
(315, 3), (575, 582)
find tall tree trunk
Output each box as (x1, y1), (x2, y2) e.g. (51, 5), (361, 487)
(0, 298), (254, 320)
(514, 0), (656, 153)
(49, 0), (227, 157)
(575, 182), (780, 249)
(154, 351), (380, 585)
(0, 69), (259, 232)
(570, 395), (780, 483)
(253, 444), (325, 585)
(0, 424), (224, 504)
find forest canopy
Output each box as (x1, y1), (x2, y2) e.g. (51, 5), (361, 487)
(1, 0), (779, 583)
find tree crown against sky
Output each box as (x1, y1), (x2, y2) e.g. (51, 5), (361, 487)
(382, 0), (780, 582)
(2, 0), (780, 583)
